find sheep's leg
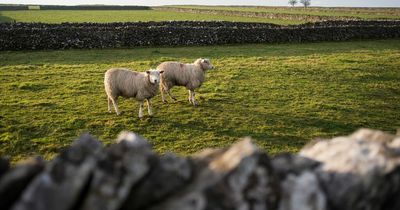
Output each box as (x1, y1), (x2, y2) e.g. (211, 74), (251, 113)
(111, 97), (120, 115)
(138, 101), (144, 118)
(188, 90), (193, 103)
(146, 99), (153, 116)
(107, 97), (112, 113)
(160, 83), (167, 103)
(190, 90), (198, 106)
(192, 91), (198, 106)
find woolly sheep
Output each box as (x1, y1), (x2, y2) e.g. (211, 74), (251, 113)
(157, 58), (214, 105)
(104, 68), (164, 118)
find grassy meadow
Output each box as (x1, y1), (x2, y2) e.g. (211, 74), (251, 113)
(1, 39), (400, 162)
(1, 6), (399, 26)
(0, 10), (303, 25)
(169, 6), (400, 20)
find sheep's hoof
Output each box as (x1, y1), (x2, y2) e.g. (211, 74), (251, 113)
(162, 100), (168, 104)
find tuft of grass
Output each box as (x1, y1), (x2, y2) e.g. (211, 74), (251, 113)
(17, 82), (48, 91)
(0, 39), (400, 162)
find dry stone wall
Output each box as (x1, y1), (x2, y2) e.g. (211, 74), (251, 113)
(0, 129), (400, 210)
(1, 21), (399, 50)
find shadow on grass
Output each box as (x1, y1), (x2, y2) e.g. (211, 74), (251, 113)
(156, 101), (361, 154)
(1, 39), (400, 66)
(0, 12), (15, 23)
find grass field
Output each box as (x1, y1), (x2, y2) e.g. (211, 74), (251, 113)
(1, 6), (398, 25)
(0, 10), (303, 25)
(1, 39), (400, 162)
(169, 6), (400, 19)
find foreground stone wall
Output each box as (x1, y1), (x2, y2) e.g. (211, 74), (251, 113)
(1, 21), (399, 50)
(0, 128), (399, 210)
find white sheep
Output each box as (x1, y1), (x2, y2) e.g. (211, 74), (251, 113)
(157, 58), (214, 106)
(104, 68), (164, 118)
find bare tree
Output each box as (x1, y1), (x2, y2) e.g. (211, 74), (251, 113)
(288, 0), (298, 7)
(300, 0), (311, 8)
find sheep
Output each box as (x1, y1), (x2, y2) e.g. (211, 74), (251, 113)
(157, 58), (214, 106)
(104, 68), (164, 118)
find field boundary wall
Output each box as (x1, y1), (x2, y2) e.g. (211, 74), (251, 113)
(1, 20), (399, 50)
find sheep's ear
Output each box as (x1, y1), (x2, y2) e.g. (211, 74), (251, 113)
(146, 70), (150, 74)
(159, 70), (164, 74)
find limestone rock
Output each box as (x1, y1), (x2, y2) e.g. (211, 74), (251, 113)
(278, 171), (326, 210)
(11, 134), (102, 210)
(0, 157), (44, 210)
(1, 129), (399, 210)
(121, 153), (192, 210)
(300, 129), (400, 210)
(81, 132), (154, 210)
(272, 153), (320, 179)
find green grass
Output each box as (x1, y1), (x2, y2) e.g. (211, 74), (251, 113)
(1, 6), (399, 25)
(0, 10), (303, 25)
(1, 39), (400, 162)
(170, 6), (400, 20)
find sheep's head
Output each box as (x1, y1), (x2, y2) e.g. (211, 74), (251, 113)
(195, 58), (214, 71)
(146, 69), (164, 84)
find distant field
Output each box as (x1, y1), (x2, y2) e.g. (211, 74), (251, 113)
(0, 6), (400, 25)
(169, 6), (400, 19)
(0, 10), (304, 25)
(1, 39), (400, 162)
(2, 6), (399, 25)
